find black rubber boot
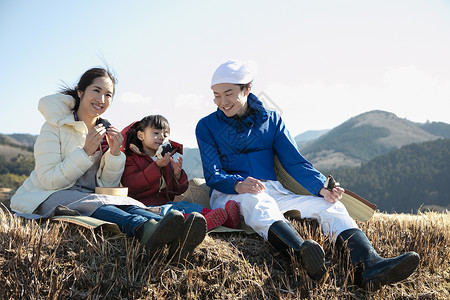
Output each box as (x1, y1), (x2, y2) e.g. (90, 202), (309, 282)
(168, 212), (207, 263)
(136, 210), (185, 259)
(268, 220), (327, 281)
(336, 228), (420, 290)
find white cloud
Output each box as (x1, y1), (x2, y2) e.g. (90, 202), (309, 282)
(101, 91), (157, 135)
(118, 91), (152, 104)
(167, 93), (216, 147)
(175, 93), (209, 110)
(173, 93), (216, 123)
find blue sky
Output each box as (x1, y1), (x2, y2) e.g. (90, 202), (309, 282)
(1, 0), (450, 147)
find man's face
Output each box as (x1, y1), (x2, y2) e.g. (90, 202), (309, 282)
(212, 83), (249, 118)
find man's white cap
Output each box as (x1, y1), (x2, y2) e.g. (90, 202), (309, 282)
(211, 59), (257, 88)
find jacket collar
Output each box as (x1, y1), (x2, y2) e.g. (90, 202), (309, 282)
(128, 143), (155, 159)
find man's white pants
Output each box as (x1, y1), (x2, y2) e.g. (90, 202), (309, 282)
(210, 180), (358, 242)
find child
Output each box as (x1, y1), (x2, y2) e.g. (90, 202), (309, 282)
(121, 115), (240, 231)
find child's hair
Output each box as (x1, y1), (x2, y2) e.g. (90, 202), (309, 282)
(125, 115), (170, 155)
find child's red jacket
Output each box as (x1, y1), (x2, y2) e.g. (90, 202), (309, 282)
(120, 124), (189, 206)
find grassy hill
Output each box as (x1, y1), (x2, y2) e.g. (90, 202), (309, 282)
(1, 133), (37, 148)
(301, 110), (444, 171)
(0, 144), (32, 161)
(1, 122), (449, 298)
(0, 134), (35, 157)
(1, 208), (447, 299)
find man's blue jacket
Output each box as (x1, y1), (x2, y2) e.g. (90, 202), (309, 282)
(195, 93), (326, 196)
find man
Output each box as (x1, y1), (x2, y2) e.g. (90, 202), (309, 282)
(195, 59), (420, 289)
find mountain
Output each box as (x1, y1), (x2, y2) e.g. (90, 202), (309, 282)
(0, 134), (35, 152)
(300, 110), (447, 171)
(0, 134), (35, 161)
(330, 138), (450, 213)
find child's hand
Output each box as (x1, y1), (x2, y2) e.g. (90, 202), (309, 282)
(155, 152), (171, 168)
(171, 156), (183, 180)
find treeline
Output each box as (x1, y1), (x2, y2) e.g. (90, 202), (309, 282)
(0, 154), (34, 190)
(330, 138), (450, 213)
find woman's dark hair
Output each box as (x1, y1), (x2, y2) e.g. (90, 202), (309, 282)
(60, 67), (117, 111)
(125, 115), (170, 155)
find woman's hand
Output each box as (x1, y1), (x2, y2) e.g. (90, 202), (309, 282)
(235, 176), (266, 194)
(83, 124), (107, 156)
(319, 187), (345, 204)
(105, 126), (124, 156)
(171, 155), (183, 180)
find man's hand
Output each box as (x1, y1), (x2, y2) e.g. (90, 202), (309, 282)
(235, 176), (266, 194)
(319, 187), (345, 204)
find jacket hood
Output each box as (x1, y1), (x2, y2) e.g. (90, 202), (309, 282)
(121, 121), (152, 157)
(38, 94), (80, 128)
(120, 121), (139, 154)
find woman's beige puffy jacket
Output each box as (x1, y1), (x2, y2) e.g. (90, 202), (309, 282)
(10, 94), (125, 214)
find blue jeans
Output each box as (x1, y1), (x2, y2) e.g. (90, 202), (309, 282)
(92, 205), (162, 237)
(152, 200), (204, 216)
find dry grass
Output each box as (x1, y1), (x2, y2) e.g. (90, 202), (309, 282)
(0, 206), (448, 299)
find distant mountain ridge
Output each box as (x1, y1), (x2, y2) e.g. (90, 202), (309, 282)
(300, 110), (447, 171)
(294, 129), (330, 149)
(417, 121), (450, 138)
(2, 111), (450, 177)
(0, 134), (35, 162)
(0, 134), (35, 151)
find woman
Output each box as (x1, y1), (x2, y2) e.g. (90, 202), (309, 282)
(195, 59), (420, 289)
(10, 67), (206, 260)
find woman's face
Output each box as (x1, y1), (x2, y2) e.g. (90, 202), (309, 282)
(138, 126), (170, 156)
(77, 76), (114, 119)
(212, 83), (249, 117)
